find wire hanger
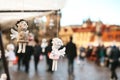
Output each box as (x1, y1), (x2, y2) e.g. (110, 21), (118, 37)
(21, 0), (25, 18)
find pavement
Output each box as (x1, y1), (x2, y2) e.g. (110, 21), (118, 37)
(2, 56), (120, 80)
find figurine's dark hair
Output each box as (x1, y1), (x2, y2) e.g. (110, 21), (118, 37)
(15, 19), (28, 27)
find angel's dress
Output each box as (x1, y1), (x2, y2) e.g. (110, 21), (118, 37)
(17, 31), (28, 43)
(6, 50), (16, 66)
(49, 53), (59, 71)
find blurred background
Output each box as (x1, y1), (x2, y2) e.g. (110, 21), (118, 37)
(0, 0), (120, 80)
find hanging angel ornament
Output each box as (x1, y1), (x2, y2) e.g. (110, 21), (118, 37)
(10, 19), (29, 53)
(0, 73), (7, 80)
(49, 38), (66, 71)
(41, 38), (48, 53)
(5, 43), (16, 66)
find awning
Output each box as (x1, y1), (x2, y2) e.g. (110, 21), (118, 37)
(0, 0), (66, 10)
(0, 0), (66, 30)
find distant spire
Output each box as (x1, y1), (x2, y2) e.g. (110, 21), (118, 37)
(86, 18), (92, 24)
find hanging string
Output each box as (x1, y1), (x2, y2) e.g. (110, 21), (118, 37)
(21, 0), (25, 18)
(56, 10), (59, 37)
(56, 10), (61, 38)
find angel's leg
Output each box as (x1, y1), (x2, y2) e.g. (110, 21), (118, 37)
(55, 60), (57, 71)
(52, 60), (55, 71)
(17, 43), (22, 53)
(22, 43), (27, 53)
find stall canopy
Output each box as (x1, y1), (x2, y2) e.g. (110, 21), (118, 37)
(0, 0), (66, 30)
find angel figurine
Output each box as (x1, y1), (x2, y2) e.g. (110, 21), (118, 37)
(5, 43), (16, 66)
(41, 38), (48, 53)
(49, 38), (66, 71)
(0, 73), (7, 80)
(10, 19), (29, 53)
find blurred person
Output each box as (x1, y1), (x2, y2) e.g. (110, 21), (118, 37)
(22, 45), (34, 73)
(89, 46), (97, 61)
(66, 36), (77, 76)
(15, 46), (24, 71)
(45, 39), (53, 73)
(109, 45), (120, 80)
(79, 46), (86, 66)
(105, 46), (111, 67)
(86, 45), (93, 59)
(34, 38), (42, 72)
(96, 44), (106, 66)
(28, 33), (36, 46)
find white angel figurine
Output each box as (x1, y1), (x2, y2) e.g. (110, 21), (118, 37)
(5, 43), (16, 67)
(0, 73), (7, 80)
(49, 38), (66, 71)
(41, 38), (48, 53)
(10, 19), (29, 53)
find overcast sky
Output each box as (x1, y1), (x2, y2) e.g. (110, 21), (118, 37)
(61, 0), (120, 26)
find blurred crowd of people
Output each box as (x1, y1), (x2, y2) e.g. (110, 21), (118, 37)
(79, 43), (120, 80)
(0, 35), (120, 80)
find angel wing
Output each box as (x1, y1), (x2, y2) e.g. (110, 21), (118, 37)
(58, 47), (66, 57)
(10, 29), (18, 39)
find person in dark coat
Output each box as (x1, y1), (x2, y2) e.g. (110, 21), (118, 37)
(86, 45), (93, 58)
(34, 39), (42, 72)
(66, 36), (77, 75)
(15, 46), (24, 71)
(109, 45), (120, 80)
(16, 44), (33, 73)
(23, 45), (34, 73)
(96, 44), (106, 66)
(45, 39), (53, 73)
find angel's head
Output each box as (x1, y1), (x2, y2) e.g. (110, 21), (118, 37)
(42, 38), (47, 43)
(52, 38), (63, 49)
(0, 73), (7, 80)
(6, 43), (15, 51)
(16, 19), (28, 31)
